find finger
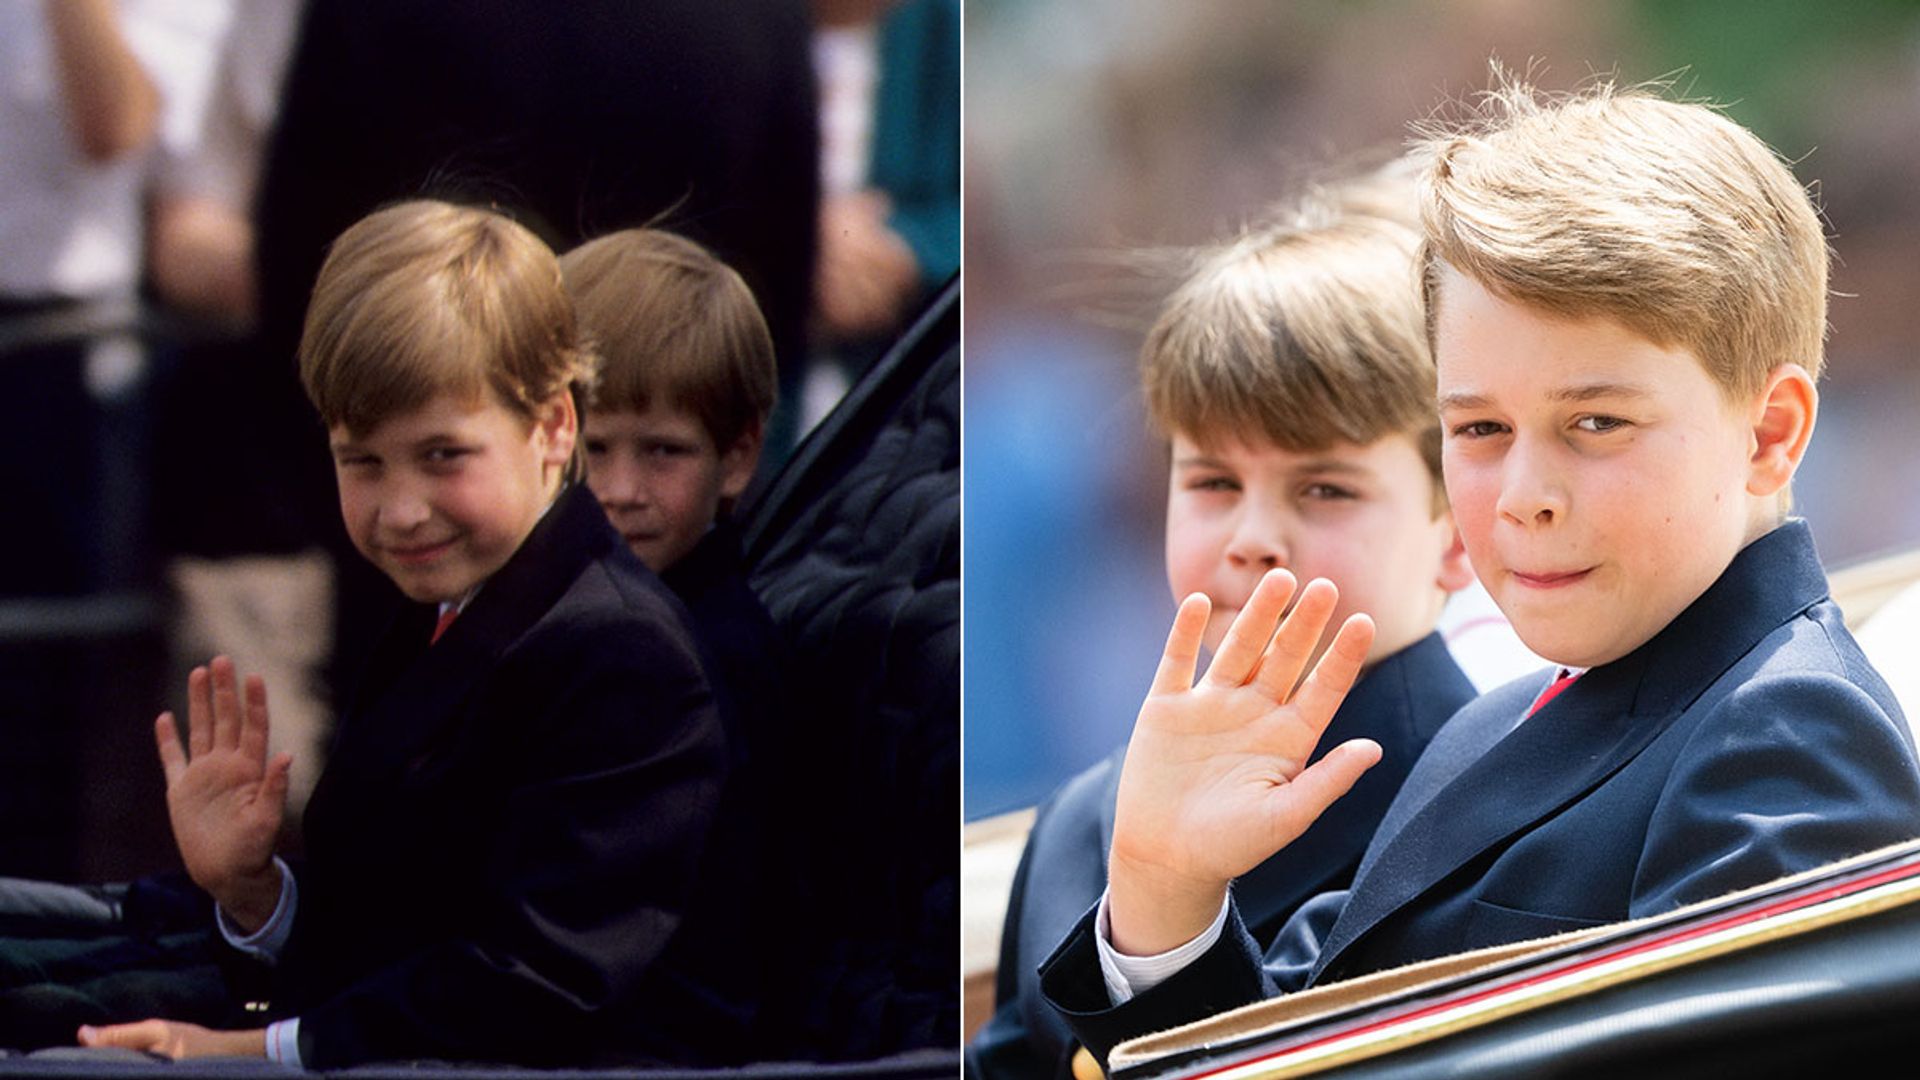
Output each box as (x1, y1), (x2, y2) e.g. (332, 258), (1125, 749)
(1148, 593), (1212, 697)
(1265, 738), (1383, 848)
(1202, 569), (1297, 689)
(239, 675), (271, 764)
(186, 665), (212, 759)
(1250, 578), (1340, 700)
(262, 752), (293, 811)
(1288, 613), (1377, 735)
(78, 1019), (166, 1052)
(210, 656), (242, 752)
(155, 713), (186, 786)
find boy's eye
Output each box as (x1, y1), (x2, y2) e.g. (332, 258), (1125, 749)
(1574, 415), (1630, 434)
(1185, 475), (1240, 494)
(1449, 420), (1508, 439)
(423, 446), (472, 465)
(1300, 483), (1356, 501)
(582, 438), (610, 457)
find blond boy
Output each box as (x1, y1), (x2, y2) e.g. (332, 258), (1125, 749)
(82, 201), (738, 1067)
(1042, 80), (1920, 1068)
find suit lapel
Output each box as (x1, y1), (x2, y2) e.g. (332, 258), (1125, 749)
(1313, 656), (1661, 974)
(332, 484), (617, 778)
(1310, 519), (1833, 978)
(1235, 635), (1467, 932)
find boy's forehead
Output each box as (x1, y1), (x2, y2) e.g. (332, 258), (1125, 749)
(1170, 429), (1421, 472)
(587, 401), (712, 438)
(1432, 270), (1731, 404)
(329, 390), (506, 446)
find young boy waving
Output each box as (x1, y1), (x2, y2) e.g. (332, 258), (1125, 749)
(1042, 78), (1920, 1069)
(84, 200), (732, 1067)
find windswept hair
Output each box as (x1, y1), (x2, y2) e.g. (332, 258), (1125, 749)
(299, 200), (596, 437)
(1141, 155), (1443, 493)
(1415, 68), (1830, 397)
(559, 228), (776, 450)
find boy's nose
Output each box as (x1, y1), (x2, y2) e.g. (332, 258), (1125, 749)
(1496, 440), (1568, 527)
(591, 456), (648, 508)
(1224, 509), (1289, 571)
(377, 490), (433, 530)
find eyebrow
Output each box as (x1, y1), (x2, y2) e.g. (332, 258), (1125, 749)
(330, 430), (465, 455)
(1438, 382), (1651, 411)
(1172, 454), (1375, 478)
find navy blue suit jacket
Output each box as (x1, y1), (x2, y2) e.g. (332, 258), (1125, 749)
(280, 484), (733, 1068)
(973, 633), (1476, 1078)
(1042, 521), (1920, 1066)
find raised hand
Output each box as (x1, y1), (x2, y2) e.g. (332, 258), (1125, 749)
(1108, 570), (1379, 955)
(155, 656), (290, 932)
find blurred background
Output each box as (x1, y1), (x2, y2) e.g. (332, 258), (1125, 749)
(963, 0), (1920, 820)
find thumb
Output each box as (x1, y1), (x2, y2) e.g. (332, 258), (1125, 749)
(78, 1019), (165, 1051)
(1265, 738), (1382, 848)
(262, 752), (294, 806)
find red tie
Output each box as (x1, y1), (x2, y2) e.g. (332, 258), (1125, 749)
(1528, 669), (1580, 717)
(430, 606), (459, 645)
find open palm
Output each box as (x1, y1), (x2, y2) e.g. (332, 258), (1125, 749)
(1108, 570), (1379, 954)
(156, 656), (290, 929)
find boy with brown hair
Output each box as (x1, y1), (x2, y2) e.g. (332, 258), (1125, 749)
(559, 228), (777, 656)
(80, 200), (738, 1067)
(970, 165), (1482, 1078)
(559, 226), (787, 1052)
(1041, 78), (1920, 1069)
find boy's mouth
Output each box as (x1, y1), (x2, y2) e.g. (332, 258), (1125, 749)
(384, 538), (458, 565)
(1511, 567), (1593, 590)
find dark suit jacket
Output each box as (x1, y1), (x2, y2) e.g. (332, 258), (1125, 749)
(1042, 520), (1920, 1066)
(972, 633), (1476, 1078)
(652, 521), (787, 1052)
(278, 484), (731, 1068)
(661, 521), (787, 770)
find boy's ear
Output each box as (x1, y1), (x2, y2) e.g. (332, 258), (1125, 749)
(718, 424), (764, 501)
(1745, 363), (1817, 499)
(1434, 511), (1476, 595)
(535, 390), (579, 469)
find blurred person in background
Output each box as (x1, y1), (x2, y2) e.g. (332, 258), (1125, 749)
(0, 0), (230, 880)
(799, 0), (958, 443)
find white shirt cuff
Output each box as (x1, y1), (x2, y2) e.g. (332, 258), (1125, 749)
(1094, 888), (1232, 1004)
(215, 856), (296, 964)
(264, 1018), (301, 1067)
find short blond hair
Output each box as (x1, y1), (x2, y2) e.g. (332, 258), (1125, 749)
(299, 200), (596, 438)
(560, 228), (776, 450)
(1417, 74), (1829, 397)
(1142, 160), (1443, 492)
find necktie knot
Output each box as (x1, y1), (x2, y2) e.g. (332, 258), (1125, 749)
(1528, 669), (1580, 717)
(431, 606), (459, 645)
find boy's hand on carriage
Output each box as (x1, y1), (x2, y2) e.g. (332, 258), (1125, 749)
(79, 1019), (266, 1059)
(155, 655), (290, 933)
(1108, 570), (1379, 956)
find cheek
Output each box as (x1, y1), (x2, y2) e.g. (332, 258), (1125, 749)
(334, 480), (373, 535)
(1161, 515), (1219, 596)
(1442, 462), (1498, 545)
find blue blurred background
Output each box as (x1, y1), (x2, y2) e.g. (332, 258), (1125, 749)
(963, 0), (1920, 820)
